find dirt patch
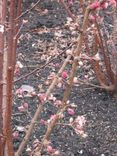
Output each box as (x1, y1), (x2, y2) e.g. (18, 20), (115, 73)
(13, 1), (117, 156)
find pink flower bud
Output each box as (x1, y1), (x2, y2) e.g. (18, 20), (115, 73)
(50, 114), (57, 120)
(61, 71), (68, 79)
(31, 91), (36, 97)
(12, 131), (19, 139)
(47, 145), (54, 153)
(14, 66), (20, 75)
(48, 94), (56, 101)
(45, 80), (50, 85)
(68, 0), (74, 6)
(23, 102), (29, 109)
(40, 119), (47, 125)
(89, 15), (96, 22)
(54, 100), (62, 107)
(55, 63), (60, 68)
(38, 93), (46, 103)
(67, 108), (75, 116)
(89, 1), (100, 10)
(16, 88), (23, 95)
(18, 105), (25, 112)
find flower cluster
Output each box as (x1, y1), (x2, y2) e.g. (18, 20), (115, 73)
(72, 115), (87, 137)
(89, 0), (116, 10)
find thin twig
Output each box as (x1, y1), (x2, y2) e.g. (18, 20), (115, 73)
(14, 43), (74, 83)
(95, 20), (115, 84)
(34, 6), (91, 155)
(15, 0), (42, 20)
(15, 54), (71, 156)
(59, 0), (76, 22)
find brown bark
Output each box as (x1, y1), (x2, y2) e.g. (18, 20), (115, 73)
(0, 0), (7, 155)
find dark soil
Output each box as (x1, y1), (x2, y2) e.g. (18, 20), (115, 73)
(13, 1), (117, 156)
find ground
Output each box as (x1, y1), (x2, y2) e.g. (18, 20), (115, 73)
(13, 0), (117, 156)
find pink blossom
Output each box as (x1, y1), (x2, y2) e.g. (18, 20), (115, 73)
(72, 115), (87, 137)
(57, 82), (62, 88)
(47, 145), (55, 153)
(18, 105), (25, 112)
(74, 115), (86, 129)
(30, 91), (36, 97)
(48, 72), (56, 80)
(50, 114), (57, 120)
(48, 94), (56, 101)
(44, 80), (50, 85)
(61, 71), (68, 79)
(89, 15), (96, 22)
(16, 88), (23, 95)
(14, 61), (23, 75)
(89, 1), (100, 10)
(12, 131), (19, 139)
(54, 100), (62, 107)
(73, 77), (78, 83)
(67, 108), (75, 116)
(68, 0), (74, 6)
(101, 2), (108, 9)
(74, 128), (87, 138)
(23, 102), (29, 109)
(38, 93), (46, 103)
(14, 65), (20, 75)
(54, 63), (60, 68)
(47, 114), (58, 124)
(53, 150), (60, 155)
(109, 0), (116, 6)
(75, 129), (84, 134)
(40, 119), (47, 125)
